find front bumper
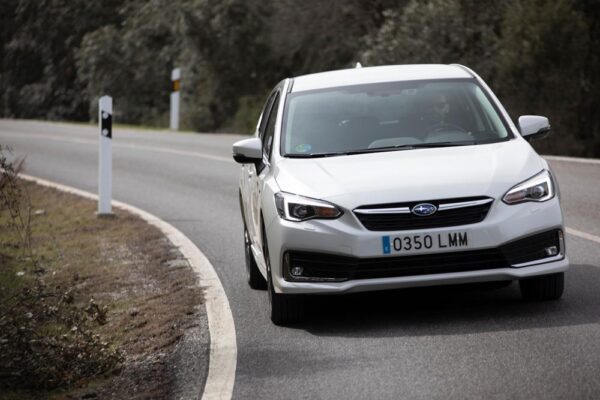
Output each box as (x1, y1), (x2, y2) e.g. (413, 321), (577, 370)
(276, 257), (569, 294)
(265, 196), (569, 294)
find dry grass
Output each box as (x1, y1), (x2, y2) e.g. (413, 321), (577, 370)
(0, 180), (204, 399)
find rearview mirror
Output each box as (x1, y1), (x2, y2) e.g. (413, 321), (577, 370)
(232, 137), (262, 164)
(518, 115), (551, 141)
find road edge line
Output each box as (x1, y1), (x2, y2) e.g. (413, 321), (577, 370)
(544, 155), (600, 165)
(17, 173), (237, 400)
(566, 227), (600, 245)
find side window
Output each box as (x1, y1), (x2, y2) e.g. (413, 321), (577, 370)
(262, 93), (280, 160)
(258, 92), (277, 139)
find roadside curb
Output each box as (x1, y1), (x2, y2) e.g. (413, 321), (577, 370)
(17, 173), (237, 400)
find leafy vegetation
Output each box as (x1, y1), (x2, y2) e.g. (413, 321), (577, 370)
(1, 0), (599, 155)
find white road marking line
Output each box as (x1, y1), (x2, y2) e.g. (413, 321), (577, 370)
(544, 155), (600, 165)
(542, 155), (600, 244)
(566, 227), (600, 245)
(17, 173), (237, 400)
(0, 131), (234, 163)
(121, 142), (233, 163)
(1, 131), (94, 146)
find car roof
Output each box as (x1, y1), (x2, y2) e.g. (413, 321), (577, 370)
(291, 64), (473, 93)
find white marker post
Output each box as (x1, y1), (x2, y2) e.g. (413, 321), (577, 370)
(98, 95), (113, 216)
(170, 68), (181, 131)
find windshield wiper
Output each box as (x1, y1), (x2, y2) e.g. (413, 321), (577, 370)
(285, 141), (478, 158)
(286, 146), (416, 158)
(397, 140), (477, 149)
(356, 140), (478, 153)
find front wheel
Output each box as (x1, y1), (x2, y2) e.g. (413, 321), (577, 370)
(263, 226), (304, 325)
(268, 272), (305, 326)
(245, 227), (266, 290)
(519, 272), (564, 301)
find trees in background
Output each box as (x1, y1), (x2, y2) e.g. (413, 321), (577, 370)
(1, 0), (598, 155)
(181, 0), (273, 130)
(1, 0), (125, 120)
(362, 0), (503, 80)
(76, 0), (186, 125)
(496, 0), (599, 155)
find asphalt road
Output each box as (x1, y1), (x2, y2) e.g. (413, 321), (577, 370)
(2, 119), (600, 399)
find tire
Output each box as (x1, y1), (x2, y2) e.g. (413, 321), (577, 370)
(262, 224), (305, 325)
(244, 226), (267, 290)
(268, 272), (305, 326)
(519, 272), (564, 301)
(240, 191), (266, 290)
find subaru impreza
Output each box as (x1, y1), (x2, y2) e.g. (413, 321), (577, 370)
(233, 64), (568, 325)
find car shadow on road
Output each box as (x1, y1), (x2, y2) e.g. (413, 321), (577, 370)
(298, 264), (600, 338)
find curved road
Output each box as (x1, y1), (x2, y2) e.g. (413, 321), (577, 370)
(2, 119), (600, 399)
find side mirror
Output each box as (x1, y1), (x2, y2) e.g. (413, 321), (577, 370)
(518, 115), (551, 141)
(232, 137), (262, 164)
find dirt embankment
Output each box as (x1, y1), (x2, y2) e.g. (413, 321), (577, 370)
(0, 180), (209, 399)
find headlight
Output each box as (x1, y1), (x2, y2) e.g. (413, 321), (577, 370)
(274, 192), (343, 222)
(503, 170), (555, 204)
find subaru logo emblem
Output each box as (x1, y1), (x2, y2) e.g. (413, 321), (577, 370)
(411, 203), (437, 216)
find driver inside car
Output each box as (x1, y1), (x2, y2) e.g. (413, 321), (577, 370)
(425, 93), (451, 127)
(421, 91), (473, 142)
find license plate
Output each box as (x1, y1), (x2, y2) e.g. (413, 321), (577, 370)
(382, 231), (469, 255)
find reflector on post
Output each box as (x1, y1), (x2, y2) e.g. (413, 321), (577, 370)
(170, 68), (181, 131)
(98, 95), (113, 216)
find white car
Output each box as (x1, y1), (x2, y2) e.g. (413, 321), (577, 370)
(233, 64), (568, 325)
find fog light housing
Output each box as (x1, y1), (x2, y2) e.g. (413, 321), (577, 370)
(545, 246), (559, 256)
(291, 266), (304, 277)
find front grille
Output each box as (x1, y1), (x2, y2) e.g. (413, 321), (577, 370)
(354, 196), (492, 231)
(287, 248), (507, 281)
(285, 229), (562, 282)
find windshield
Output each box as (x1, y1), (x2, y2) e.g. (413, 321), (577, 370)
(281, 79), (512, 157)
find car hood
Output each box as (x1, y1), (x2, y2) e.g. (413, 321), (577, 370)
(273, 139), (544, 209)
